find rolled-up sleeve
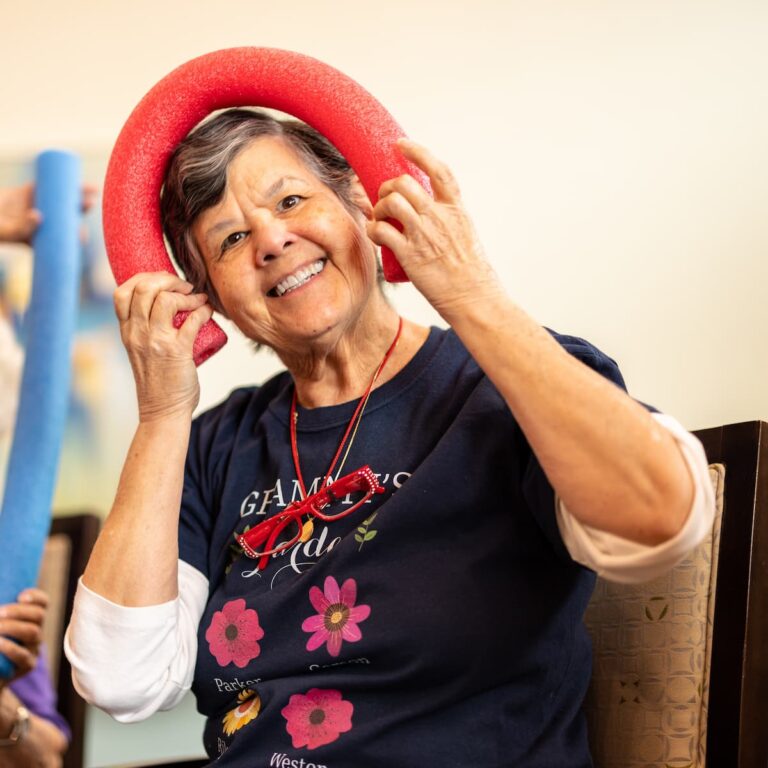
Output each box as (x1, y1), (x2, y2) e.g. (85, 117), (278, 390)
(63, 559), (208, 722)
(557, 413), (715, 584)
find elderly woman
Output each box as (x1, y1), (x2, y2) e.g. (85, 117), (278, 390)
(66, 109), (712, 767)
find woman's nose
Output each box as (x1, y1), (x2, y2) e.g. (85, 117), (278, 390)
(251, 213), (294, 266)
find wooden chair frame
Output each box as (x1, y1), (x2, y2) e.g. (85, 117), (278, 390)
(49, 513), (100, 768)
(694, 421), (768, 768)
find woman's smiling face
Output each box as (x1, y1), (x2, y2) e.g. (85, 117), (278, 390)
(192, 136), (378, 353)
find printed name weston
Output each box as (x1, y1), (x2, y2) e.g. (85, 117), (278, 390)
(269, 755), (329, 768)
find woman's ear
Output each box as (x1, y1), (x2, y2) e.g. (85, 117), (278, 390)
(203, 279), (227, 319)
(349, 175), (374, 220)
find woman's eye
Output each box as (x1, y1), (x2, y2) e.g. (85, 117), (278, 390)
(278, 195), (303, 212)
(220, 231), (247, 254)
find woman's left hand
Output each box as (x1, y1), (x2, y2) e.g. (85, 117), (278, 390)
(0, 588), (47, 687)
(366, 139), (502, 320)
(368, 142), (696, 550)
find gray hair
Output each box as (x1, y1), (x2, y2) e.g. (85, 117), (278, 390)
(161, 109), (361, 313)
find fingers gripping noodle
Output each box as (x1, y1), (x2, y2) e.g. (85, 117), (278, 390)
(102, 47), (430, 365)
(0, 151), (81, 679)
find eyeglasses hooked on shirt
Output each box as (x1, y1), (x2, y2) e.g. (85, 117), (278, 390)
(236, 465), (385, 571)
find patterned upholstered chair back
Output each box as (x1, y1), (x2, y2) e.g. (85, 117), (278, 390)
(584, 421), (768, 768)
(584, 465), (724, 768)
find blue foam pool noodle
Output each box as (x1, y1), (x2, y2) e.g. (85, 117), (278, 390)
(0, 150), (81, 679)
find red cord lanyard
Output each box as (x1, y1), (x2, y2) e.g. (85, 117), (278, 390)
(290, 316), (404, 498)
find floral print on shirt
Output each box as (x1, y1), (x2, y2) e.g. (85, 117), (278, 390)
(222, 689), (262, 735)
(281, 688), (354, 750)
(301, 576), (371, 657)
(205, 598), (265, 668)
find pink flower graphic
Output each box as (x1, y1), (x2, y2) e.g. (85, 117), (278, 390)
(281, 688), (353, 750)
(205, 598), (264, 668)
(301, 576), (371, 658)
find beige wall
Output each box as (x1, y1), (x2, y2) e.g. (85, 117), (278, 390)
(2, 0), (767, 763)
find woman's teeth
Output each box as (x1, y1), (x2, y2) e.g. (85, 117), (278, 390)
(273, 260), (325, 297)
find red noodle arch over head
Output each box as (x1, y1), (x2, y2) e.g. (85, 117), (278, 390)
(103, 47), (429, 364)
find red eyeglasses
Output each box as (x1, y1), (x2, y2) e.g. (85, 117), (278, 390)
(235, 465), (384, 571)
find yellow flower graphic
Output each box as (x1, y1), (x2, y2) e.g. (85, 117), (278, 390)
(222, 689), (262, 736)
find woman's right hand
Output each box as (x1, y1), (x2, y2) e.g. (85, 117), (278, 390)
(113, 272), (213, 422)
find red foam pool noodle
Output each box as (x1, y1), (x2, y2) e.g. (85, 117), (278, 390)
(103, 47), (429, 364)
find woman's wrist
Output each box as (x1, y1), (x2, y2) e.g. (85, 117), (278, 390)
(136, 387), (199, 424)
(137, 405), (195, 427)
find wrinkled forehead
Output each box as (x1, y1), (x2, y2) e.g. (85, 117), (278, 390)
(223, 136), (324, 194)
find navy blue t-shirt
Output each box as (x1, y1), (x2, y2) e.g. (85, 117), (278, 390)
(180, 327), (625, 767)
